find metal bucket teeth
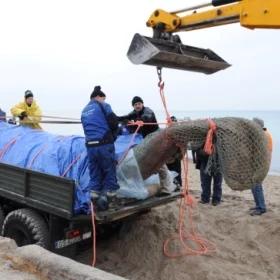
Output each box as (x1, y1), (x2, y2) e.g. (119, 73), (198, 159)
(127, 33), (231, 74)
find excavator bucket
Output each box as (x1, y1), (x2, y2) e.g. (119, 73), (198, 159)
(127, 33), (231, 74)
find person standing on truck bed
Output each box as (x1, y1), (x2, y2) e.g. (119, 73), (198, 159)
(81, 86), (120, 210)
(118, 96), (159, 138)
(10, 90), (42, 129)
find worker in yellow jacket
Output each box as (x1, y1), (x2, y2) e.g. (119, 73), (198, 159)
(11, 90), (42, 129)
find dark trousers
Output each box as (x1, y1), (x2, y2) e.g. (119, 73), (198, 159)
(200, 164), (223, 203)
(251, 184), (266, 211)
(87, 143), (119, 193)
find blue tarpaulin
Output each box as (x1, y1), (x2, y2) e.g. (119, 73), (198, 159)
(0, 122), (143, 213)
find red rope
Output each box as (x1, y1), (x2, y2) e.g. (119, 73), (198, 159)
(0, 136), (19, 160)
(157, 78), (216, 258)
(61, 153), (83, 177)
(28, 136), (66, 169)
(158, 81), (172, 125)
(90, 202), (97, 267)
(117, 120), (144, 165)
(119, 119), (177, 165)
(88, 76), (217, 263)
(28, 145), (48, 168)
(163, 150), (216, 257)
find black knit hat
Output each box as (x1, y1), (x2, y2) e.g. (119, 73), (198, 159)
(132, 96), (143, 106)
(24, 90), (33, 99)
(90, 86), (106, 99)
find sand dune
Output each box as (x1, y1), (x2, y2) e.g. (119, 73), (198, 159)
(77, 163), (280, 280)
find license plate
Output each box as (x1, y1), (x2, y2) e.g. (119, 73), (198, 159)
(55, 231), (92, 249)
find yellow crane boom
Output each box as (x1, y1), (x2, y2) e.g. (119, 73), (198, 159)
(127, 0), (280, 74)
(147, 0), (280, 32)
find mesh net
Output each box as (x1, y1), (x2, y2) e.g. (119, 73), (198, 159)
(134, 117), (270, 191)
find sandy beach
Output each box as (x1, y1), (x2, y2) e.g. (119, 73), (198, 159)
(77, 162), (280, 280)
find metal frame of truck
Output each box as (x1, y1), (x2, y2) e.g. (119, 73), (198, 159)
(0, 162), (181, 256)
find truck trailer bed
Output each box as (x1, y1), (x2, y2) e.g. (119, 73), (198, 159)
(0, 162), (181, 223)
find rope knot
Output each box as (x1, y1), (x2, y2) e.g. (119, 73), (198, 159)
(128, 120), (144, 127)
(134, 120), (144, 127)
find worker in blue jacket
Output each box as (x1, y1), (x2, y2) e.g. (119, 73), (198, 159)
(81, 86), (119, 209)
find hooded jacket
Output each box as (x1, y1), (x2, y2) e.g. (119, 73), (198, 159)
(11, 100), (42, 129)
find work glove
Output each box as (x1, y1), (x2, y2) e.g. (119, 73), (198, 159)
(19, 111), (28, 120)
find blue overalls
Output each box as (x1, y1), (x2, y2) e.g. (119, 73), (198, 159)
(81, 100), (119, 194)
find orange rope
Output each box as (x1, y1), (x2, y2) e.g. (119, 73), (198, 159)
(158, 81), (172, 125)
(88, 123), (145, 268)
(117, 120), (144, 165)
(203, 118), (217, 155)
(90, 202), (97, 267)
(88, 74), (217, 263)
(156, 77), (216, 258)
(163, 150), (216, 257)
(118, 119), (175, 165)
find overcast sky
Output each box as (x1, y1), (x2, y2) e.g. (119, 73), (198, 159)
(0, 0), (279, 120)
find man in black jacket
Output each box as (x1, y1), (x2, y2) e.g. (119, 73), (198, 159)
(118, 96), (159, 138)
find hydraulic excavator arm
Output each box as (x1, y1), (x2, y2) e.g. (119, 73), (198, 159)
(147, 0), (280, 32)
(127, 0), (280, 74)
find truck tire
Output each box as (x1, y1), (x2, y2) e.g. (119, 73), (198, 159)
(2, 208), (49, 248)
(0, 206), (4, 235)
